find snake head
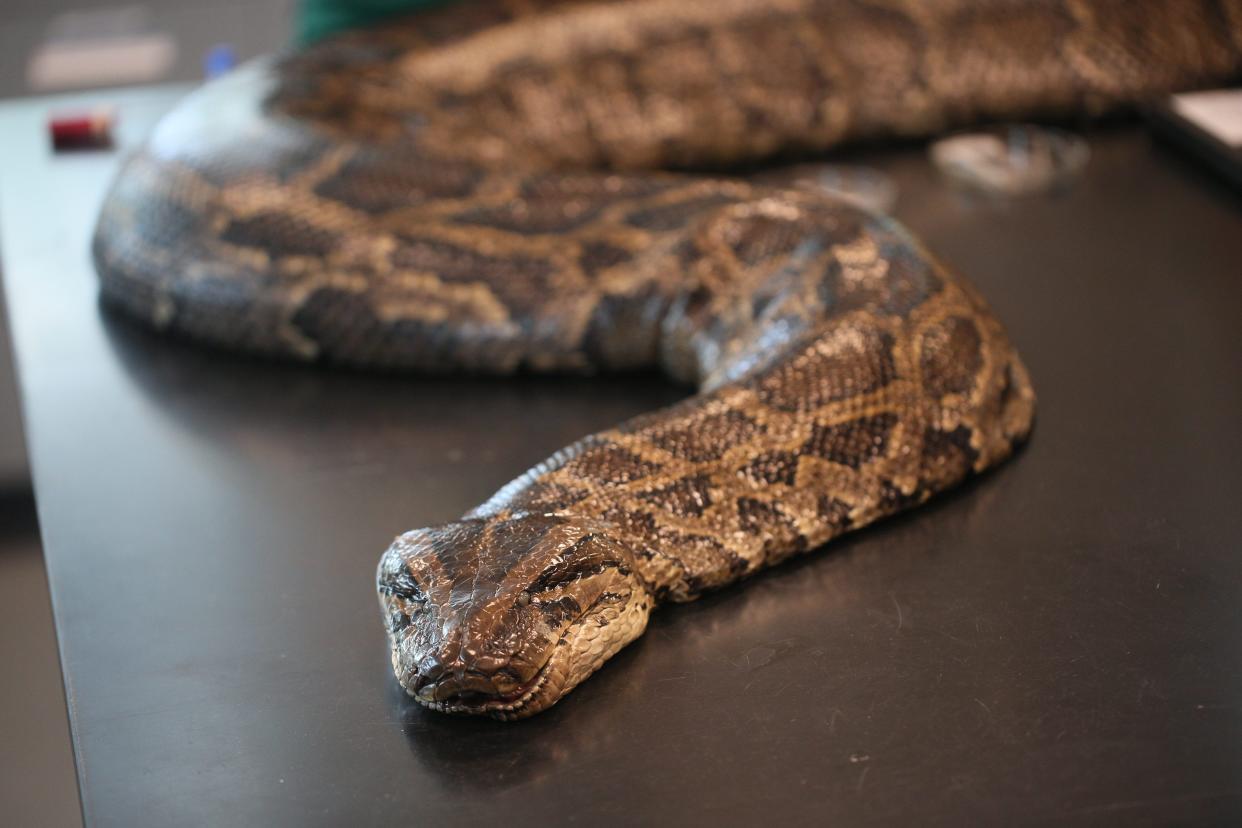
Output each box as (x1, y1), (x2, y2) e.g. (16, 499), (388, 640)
(377, 513), (651, 719)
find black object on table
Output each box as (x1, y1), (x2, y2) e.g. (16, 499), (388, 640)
(2, 85), (1241, 826)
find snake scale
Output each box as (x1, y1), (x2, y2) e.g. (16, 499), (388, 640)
(94, 0), (1242, 718)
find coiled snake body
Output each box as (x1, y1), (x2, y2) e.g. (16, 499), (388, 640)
(94, 0), (1242, 718)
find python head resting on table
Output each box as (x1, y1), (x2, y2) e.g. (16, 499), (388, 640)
(93, 0), (1242, 719)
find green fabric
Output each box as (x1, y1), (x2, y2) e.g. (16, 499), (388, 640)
(296, 0), (458, 44)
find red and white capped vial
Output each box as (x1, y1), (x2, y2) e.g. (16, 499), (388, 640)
(48, 108), (115, 151)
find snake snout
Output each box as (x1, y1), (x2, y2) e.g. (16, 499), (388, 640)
(404, 646), (538, 704)
(419, 668), (526, 702)
(409, 647), (509, 686)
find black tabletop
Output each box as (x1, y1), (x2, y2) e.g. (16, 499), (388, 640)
(3, 84), (1241, 826)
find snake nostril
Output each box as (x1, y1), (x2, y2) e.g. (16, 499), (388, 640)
(409, 653), (445, 689)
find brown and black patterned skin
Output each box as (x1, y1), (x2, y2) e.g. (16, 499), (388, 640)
(93, 0), (1242, 718)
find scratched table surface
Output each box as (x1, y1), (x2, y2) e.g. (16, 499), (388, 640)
(2, 82), (1241, 826)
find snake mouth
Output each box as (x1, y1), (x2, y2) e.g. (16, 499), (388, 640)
(404, 590), (616, 719)
(410, 656), (555, 720)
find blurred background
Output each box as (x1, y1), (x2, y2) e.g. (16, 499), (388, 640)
(0, 1), (291, 99)
(1, 3), (299, 825)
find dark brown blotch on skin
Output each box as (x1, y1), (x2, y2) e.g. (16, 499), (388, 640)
(220, 212), (341, 259)
(753, 327), (897, 412)
(638, 474), (715, 517)
(802, 413), (899, 469)
(561, 443), (663, 486)
(920, 316), (983, 397)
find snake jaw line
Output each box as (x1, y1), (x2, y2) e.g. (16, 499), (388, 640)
(396, 569), (652, 720)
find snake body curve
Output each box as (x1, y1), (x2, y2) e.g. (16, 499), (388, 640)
(94, 0), (1242, 718)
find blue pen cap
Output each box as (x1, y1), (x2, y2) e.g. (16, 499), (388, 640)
(204, 43), (237, 79)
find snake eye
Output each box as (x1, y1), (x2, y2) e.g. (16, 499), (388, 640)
(516, 591), (532, 607)
(529, 555), (619, 596)
(380, 569), (426, 604)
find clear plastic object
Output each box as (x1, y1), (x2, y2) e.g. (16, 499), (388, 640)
(805, 165), (899, 212)
(751, 164), (898, 212)
(930, 125), (1089, 196)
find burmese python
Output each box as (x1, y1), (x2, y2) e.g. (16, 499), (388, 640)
(93, 0), (1242, 718)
